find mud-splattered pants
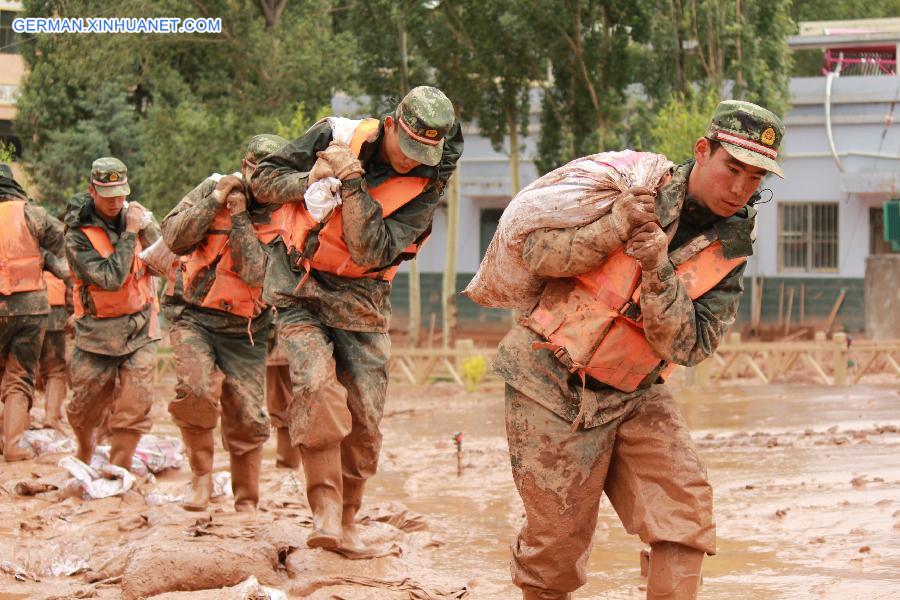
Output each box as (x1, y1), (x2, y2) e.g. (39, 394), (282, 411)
(505, 383), (715, 594)
(167, 319), (269, 455)
(277, 306), (390, 501)
(0, 315), (46, 410)
(38, 330), (68, 389)
(67, 342), (156, 434)
(266, 335), (291, 431)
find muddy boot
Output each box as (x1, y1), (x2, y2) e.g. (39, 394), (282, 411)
(2, 396), (33, 462)
(231, 446), (263, 513)
(181, 428), (214, 512)
(646, 542), (704, 600)
(340, 479), (368, 554)
(275, 427), (301, 469)
(302, 445), (343, 549)
(109, 430), (142, 471)
(521, 585), (572, 600)
(42, 378), (66, 432)
(72, 425), (95, 464)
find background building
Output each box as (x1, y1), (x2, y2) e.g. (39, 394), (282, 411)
(383, 19), (900, 336)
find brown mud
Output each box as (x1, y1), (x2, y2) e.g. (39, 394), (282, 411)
(1, 380), (899, 598)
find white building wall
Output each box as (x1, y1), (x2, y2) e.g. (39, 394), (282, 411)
(764, 75), (900, 279)
(338, 76), (900, 278)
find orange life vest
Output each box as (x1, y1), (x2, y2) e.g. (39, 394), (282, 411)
(44, 271), (66, 307)
(180, 206), (285, 318)
(277, 118), (430, 281)
(0, 200), (44, 296)
(525, 231), (746, 394)
(73, 227), (156, 323)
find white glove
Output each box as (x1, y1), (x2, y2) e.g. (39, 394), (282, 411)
(123, 201), (153, 230)
(304, 177), (342, 223)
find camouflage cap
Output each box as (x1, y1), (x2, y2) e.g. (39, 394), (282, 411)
(0, 163), (13, 180)
(395, 86), (455, 167)
(706, 100), (786, 178)
(245, 133), (289, 163)
(91, 157), (130, 197)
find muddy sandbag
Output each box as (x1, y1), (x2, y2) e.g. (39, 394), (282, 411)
(119, 540), (280, 600)
(463, 150), (673, 310)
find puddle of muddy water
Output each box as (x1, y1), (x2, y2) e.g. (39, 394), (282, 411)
(2, 380), (899, 599)
(368, 383), (900, 599)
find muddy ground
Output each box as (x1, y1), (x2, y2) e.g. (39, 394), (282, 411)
(1, 378), (899, 599)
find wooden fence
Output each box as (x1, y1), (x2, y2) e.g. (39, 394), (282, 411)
(155, 334), (900, 389)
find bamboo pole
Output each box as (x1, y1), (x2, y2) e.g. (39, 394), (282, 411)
(408, 260), (421, 347)
(777, 282), (785, 328)
(784, 287), (794, 335)
(442, 170), (460, 349)
(825, 289), (846, 334)
(751, 275), (764, 333)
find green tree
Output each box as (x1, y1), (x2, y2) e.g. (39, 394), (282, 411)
(15, 0), (357, 214)
(530, 0), (648, 172)
(644, 89), (721, 163)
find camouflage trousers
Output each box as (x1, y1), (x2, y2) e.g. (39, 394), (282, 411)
(0, 315), (47, 410)
(38, 330), (68, 389)
(266, 332), (291, 430)
(505, 383), (715, 594)
(67, 343), (156, 434)
(167, 319), (269, 455)
(277, 306), (390, 489)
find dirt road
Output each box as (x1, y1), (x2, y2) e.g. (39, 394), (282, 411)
(1, 380), (898, 598)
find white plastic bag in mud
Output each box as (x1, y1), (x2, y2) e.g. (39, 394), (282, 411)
(463, 150), (673, 310)
(59, 455), (135, 499)
(234, 575), (287, 600)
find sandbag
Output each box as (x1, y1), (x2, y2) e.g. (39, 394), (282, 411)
(463, 150), (673, 310)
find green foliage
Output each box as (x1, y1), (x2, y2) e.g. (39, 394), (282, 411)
(0, 141), (15, 163)
(738, 0), (795, 116)
(14, 0), (800, 201)
(461, 355), (487, 393)
(15, 0), (357, 215)
(645, 89), (722, 163)
(275, 104), (333, 141)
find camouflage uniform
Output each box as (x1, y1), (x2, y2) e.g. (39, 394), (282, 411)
(38, 250), (73, 429)
(162, 174), (275, 455)
(161, 134), (289, 511)
(0, 165), (65, 460)
(64, 159), (161, 467)
(251, 86), (463, 547)
(493, 102), (784, 598)
(266, 319), (299, 468)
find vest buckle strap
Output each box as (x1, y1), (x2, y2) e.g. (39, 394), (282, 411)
(619, 300), (642, 322)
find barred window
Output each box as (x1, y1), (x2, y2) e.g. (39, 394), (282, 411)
(0, 11), (18, 55)
(778, 203), (838, 272)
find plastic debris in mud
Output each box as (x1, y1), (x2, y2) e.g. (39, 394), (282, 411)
(58, 455), (136, 499)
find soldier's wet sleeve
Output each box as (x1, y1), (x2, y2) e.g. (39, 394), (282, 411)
(42, 249), (71, 282)
(228, 211), (267, 287)
(24, 204), (65, 257)
(639, 260), (747, 366)
(65, 228), (138, 291)
(339, 179), (441, 269)
(521, 213), (624, 277)
(337, 120), (462, 270)
(250, 121), (333, 206)
(161, 179), (219, 254)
